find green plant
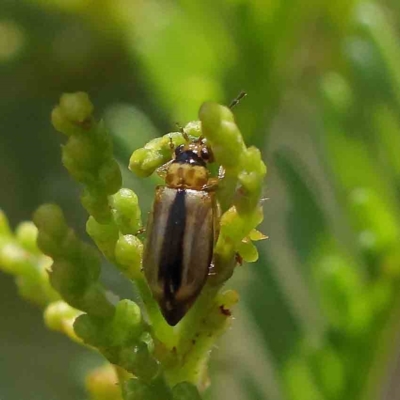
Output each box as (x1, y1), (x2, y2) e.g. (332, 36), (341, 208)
(0, 92), (266, 399)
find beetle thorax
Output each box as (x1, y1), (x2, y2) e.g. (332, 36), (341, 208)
(165, 163), (208, 189)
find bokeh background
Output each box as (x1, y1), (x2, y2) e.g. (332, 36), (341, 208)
(1, 1), (400, 399)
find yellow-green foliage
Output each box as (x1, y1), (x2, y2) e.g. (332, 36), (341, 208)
(0, 92), (265, 400)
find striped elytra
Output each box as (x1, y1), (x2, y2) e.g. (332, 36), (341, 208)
(143, 138), (218, 325)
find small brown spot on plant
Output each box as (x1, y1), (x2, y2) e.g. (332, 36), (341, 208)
(219, 305), (231, 316)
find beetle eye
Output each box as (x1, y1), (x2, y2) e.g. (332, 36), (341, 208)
(201, 147), (210, 161)
(175, 145), (184, 157)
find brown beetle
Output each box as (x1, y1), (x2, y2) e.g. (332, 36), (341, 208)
(143, 136), (221, 325)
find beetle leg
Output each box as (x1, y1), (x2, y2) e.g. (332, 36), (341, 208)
(156, 159), (174, 179)
(202, 167), (226, 191)
(136, 226), (146, 235)
(202, 177), (219, 191)
(156, 166), (167, 180)
(218, 166), (226, 180)
(208, 261), (216, 276)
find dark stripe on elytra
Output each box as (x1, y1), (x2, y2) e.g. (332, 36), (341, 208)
(158, 189), (186, 300)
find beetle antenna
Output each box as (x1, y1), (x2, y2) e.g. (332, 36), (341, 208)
(229, 91), (247, 109)
(176, 122), (190, 142)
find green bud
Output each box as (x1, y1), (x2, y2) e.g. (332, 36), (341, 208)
(234, 229), (266, 264)
(36, 231), (62, 258)
(183, 121), (202, 137)
(198, 100), (265, 220)
(33, 201), (115, 317)
(52, 92), (94, 136)
(0, 242), (29, 275)
(51, 106), (76, 136)
(199, 289), (239, 331)
(92, 120), (114, 156)
(236, 239), (259, 263)
(145, 132), (188, 152)
(61, 151), (97, 183)
(78, 243), (102, 280)
(115, 234), (143, 278)
(63, 134), (104, 171)
(129, 148), (159, 178)
(119, 342), (159, 381)
(85, 365), (123, 400)
(248, 229), (267, 241)
(210, 251), (236, 284)
(16, 271), (58, 307)
(234, 147), (266, 214)
(74, 313), (108, 346)
(219, 289), (239, 308)
(44, 301), (80, 332)
(50, 250), (103, 313)
(238, 147), (266, 193)
(218, 206), (263, 244)
(172, 382), (202, 400)
(44, 301), (81, 341)
(199, 102), (246, 169)
(50, 259), (85, 296)
(86, 216), (119, 261)
(129, 136), (172, 177)
(59, 92), (94, 125)
(33, 204), (68, 240)
(59, 230), (81, 259)
(129, 132), (187, 177)
(52, 93), (124, 228)
(98, 160), (122, 195)
(0, 221), (59, 306)
(76, 284), (115, 318)
(15, 222), (40, 254)
(111, 189), (142, 234)
(81, 188), (111, 223)
(123, 379), (159, 400)
(106, 299), (143, 347)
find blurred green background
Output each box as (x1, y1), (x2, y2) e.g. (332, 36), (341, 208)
(1, 0), (400, 399)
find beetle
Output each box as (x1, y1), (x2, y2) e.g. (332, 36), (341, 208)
(143, 134), (221, 326)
